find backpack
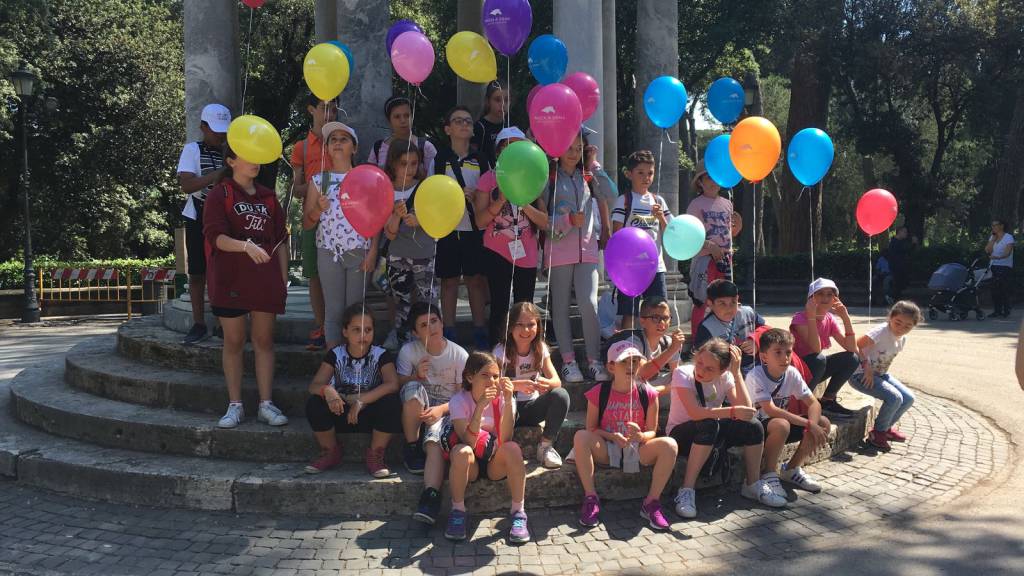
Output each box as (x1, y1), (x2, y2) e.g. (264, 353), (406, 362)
(694, 381), (734, 483)
(433, 146), (479, 232)
(596, 380), (651, 431)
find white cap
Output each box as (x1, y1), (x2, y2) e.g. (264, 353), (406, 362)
(321, 121), (358, 145)
(608, 340), (645, 363)
(807, 277), (839, 298)
(495, 126), (527, 146)
(200, 103), (231, 133)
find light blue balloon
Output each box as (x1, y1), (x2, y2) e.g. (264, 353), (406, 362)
(704, 135), (742, 189)
(787, 127), (834, 186)
(643, 76), (688, 129)
(327, 40), (355, 73)
(664, 215), (707, 261)
(527, 35), (567, 85)
(707, 77), (745, 124)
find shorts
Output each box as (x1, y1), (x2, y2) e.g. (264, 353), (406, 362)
(617, 271), (667, 316)
(185, 214), (206, 276)
(400, 381), (449, 445)
(762, 417), (806, 444)
(435, 230), (484, 279)
(305, 392), (403, 434)
(212, 306), (248, 318)
(668, 418), (764, 454)
(302, 227), (318, 279)
(438, 419), (498, 480)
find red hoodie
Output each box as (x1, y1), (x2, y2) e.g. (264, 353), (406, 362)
(203, 178), (287, 314)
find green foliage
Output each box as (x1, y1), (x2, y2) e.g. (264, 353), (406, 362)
(0, 255), (174, 290)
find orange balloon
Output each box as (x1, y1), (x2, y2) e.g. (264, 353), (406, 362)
(728, 116), (781, 183)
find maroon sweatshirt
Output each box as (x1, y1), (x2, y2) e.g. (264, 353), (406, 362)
(203, 178), (287, 314)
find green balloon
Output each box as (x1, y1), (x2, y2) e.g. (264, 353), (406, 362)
(496, 140), (549, 207)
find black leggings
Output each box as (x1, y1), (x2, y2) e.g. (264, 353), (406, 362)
(484, 248), (537, 346)
(515, 388), (571, 441)
(801, 351), (859, 398)
(991, 265), (1013, 315)
(305, 392), (404, 434)
(669, 418), (764, 454)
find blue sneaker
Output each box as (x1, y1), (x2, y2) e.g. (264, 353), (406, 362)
(403, 442), (425, 475)
(444, 509), (468, 541)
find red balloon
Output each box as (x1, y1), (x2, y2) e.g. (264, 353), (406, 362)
(562, 72), (600, 121)
(242, 0), (264, 8)
(855, 188), (898, 236)
(339, 165), (395, 238)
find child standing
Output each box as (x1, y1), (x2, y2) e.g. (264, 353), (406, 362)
(368, 95), (437, 171)
(612, 150), (671, 329)
(472, 81), (508, 172)
(304, 304), (402, 477)
(494, 302), (569, 469)
(694, 279), (765, 375)
(851, 301), (921, 451)
(444, 352), (530, 544)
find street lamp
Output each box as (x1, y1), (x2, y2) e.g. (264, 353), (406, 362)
(10, 63), (40, 323)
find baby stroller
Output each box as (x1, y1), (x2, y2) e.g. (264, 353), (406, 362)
(927, 259), (990, 321)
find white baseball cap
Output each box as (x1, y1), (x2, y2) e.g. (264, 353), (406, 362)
(495, 126), (527, 146)
(201, 103), (231, 133)
(807, 277), (839, 298)
(608, 340), (645, 363)
(321, 121), (358, 145)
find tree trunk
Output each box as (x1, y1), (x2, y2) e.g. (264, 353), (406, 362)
(991, 84), (1024, 228)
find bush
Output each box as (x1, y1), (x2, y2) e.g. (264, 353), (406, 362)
(0, 256), (174, 290)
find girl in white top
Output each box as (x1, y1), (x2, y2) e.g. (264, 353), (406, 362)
(985, 219), (1015, 317)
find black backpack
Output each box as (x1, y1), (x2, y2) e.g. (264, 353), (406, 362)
(433, 146), (480, 232)
(596, 380), (651, 430)
(694, 382), (734, 483)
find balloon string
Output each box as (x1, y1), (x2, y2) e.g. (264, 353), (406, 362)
(800, 185), (815, 281)
(725, 187), (735, 282)
(505, 57), (511, 129)
(868, 236), (873, 324)
(751, 181), (757, 312)
(501, 226), (520, 371)
(428, 239), (438, 326)
(357, 250), (370, 406)
(271, 153), (298, 256)
(655, 130), (664, 196)
(542, 166), (558, 349)
(240, 6), (255, 112)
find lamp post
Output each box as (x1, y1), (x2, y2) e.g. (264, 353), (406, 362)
(10, 63), (40, 324)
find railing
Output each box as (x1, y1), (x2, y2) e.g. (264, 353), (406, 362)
(39, 267), (177, 319)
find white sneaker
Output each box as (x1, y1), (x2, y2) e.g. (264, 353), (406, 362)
(761, 472), (789, 501)
(781, 465), (822, 494)
(741, 479), (787, 508)
(257, 402), (289, 426)
(218, 403), (244, 429)
(588, 360), (611, 382)
(674, 487), (697, 518)
(537, 443), (563, 469)
(562, 361), (585, 383)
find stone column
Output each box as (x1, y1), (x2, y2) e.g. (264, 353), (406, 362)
(183, 0), (240, 142)
(553, 0), (604, 163)
(457, 0), (486, 118)
(601, 0), (618, 177)
(314, 0), (337, 43)
(337, 0), (391, 163)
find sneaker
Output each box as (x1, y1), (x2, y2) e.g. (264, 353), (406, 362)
(561, 361), (585, 383)
(741, 479), (787, 508)
(217, 403), (244, 429)
(867, 430), (892, 452)
(885, 428), (908, 442)
(820, 398), (856, 419)
(182, 323), (209, 346)
(640, 499), (670, 531)
(673, 487), (697, 519)
(761, 472), (789, 500)
(588, 360), (611, 382)
(578, 495), (600, 527)
(366, 447), (390, 478)
(404, 442), (425, 475)
(444, 509), (468, 541)
(507, 511), (531, 544)
(413, 488), (442, 525)
(306, 327), (326, 351)
(537, 443), (563, 469)
(780, 464), (822, 494)
(383, 329), (401, 351)
(304, 445), (342, 474)
(257, 402), (289, 426)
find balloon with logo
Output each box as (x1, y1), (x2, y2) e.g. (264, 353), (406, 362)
(482, 0), (533, 56)
(729, 116), (781, 182)
(663, 215), (707, 261)
(527, 34), (567, 85)
(391, 31), (435, 85)
(304, 43), (350, 101)
(706, 77), (745, 124)
(386, 19), (424, 55)
(242, 0), (264, 8)
(227, 115), (282, 165)
(327, 40), (355, 73)
(415, 175), (466, 239)
(605, 227), (659, 297)
(855, 189), (898, 236)
(643, 76), (687, 129)
(339, 165), (394, 237)
(704, 135), (743, 189)
(787, 127), (835, 187)
(529, 83), (582, 157)
(446, 31), (497, 83)
(496, 140), (548, 206)
(563, 72), (601, 121)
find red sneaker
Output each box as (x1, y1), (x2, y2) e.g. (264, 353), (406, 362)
(304, 445), (342, 474)
(885, 428), (908, 442)
(306, 327), (326, 351)
(366, 447), (390, 478)
(867, 430), (892, 452)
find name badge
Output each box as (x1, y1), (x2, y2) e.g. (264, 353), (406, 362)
(508, 239), (526, 261)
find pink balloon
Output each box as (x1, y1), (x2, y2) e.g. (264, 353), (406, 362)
(242, 0), (264, 8)
(525, 84), (542, 117)
(390, 31), (434, 85)
(605, 227), (659, 297)
(562, 72), (600, 121)
(855, 188), (898, 236)
(477, 170), (497, 194)
(529, 83), (582, 157)
(339, 165), (395, 238)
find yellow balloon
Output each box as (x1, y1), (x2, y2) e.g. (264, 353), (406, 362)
(227, 115), (282, 165)
(445, 31), (497, 84)
(304, 43), (350, 101)
(414, 175), (466, 240)
(728, 116), (781, 183)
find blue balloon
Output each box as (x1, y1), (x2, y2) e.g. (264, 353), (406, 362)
(704, 135), (743, 189)
(527, 34), (567, 85)
(327, 40), (355, 73)
(707, 77), (745, 124)
(643, 76), (688, 129)
(787, 128), (835, 186)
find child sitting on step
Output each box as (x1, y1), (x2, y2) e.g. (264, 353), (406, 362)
(304, 303), (402, 478)
(693, 279), (764, 376)
(604, 296), (686, 393)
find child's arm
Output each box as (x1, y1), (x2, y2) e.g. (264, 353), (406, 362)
(384, 203), (403, 241)
(308, 362), (345, 415)
(727, 346), (753, 408)
(535, 349), (562, 390)
(499, 378), (515, 443)
(676, 386), (753, 421)
(757, 399), (809, 428)
(521, 201), (550, 230)
(302, 177), (326, 230)
(857, 334), (876, 384)
(793, 299), (823, 355)
(639, 393), (660, 444)
(596, 196), (611, 247)
(474, 188), (501, 229)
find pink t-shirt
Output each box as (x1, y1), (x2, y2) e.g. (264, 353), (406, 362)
(790, 311), (843, 357)
(583, 383), (658, 435)
(483, 199), (539, 268)
(686, 194), (734, 248)
(447, 390), (512, 434)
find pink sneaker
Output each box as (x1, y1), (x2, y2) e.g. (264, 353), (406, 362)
(640, 498), (670, 531)
(886, 428), (908, 442)
(578, 494), (600, 527)
(867, 430), (892, 452)
(304, 445), (342, 474)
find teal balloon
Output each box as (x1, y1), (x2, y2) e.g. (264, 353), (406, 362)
(664, 215), (706, 261)
(328, 40), (355, 72)
(707, 77), (745, 124)
(787, 127), (834, 186)
(704, 135), (742, 189)
(496, 140), (549, 206)
(643, 76), (687, 129)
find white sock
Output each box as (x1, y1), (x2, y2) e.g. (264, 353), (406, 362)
(510, 501), (524, 514)
(260, 400), (273, 407)
(452, 500), (466, 512)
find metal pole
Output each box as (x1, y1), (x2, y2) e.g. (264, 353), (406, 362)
(20, 101), (40, 323)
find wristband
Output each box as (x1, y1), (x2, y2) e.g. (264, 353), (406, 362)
(730, 406), (736, 420)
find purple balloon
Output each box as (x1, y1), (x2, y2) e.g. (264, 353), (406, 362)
(605, 227), (659, 297)
(482, 0), (533, 56)
(386, 19), (424, 56)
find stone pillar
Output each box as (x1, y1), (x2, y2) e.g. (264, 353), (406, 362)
(553, 0), (604, 163)
(315, 0), (337, 43)
(601, 0), (618, 177)
(183, 0), (240, 142)
(457, 0), (487, 118)
(337, 0), (391, 163)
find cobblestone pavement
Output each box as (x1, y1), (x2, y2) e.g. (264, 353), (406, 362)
(0, 390), (1008, 576)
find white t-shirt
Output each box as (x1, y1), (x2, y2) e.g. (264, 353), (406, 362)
(493, 342), (550, 402)
(990, 233), (1014, 267)
(854, 322), (906, 376)
(666, 364), (735, 434)
(612, 191), (670, 273)
(396, 339), (469, 406)
(311, 172), (369, 259)
(748, 365), (813, 420)
(447, 390), (513, 433)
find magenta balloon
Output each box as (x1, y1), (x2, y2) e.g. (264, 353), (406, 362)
(855, 188), (898, 236)
(605, 227), (659, 297)
(390, 31), (434, 85)
(562, 72), (600, 121)
(528, 83), (582, 157)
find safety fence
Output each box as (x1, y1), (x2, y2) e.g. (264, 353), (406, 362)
(39, 267), (177, 319)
